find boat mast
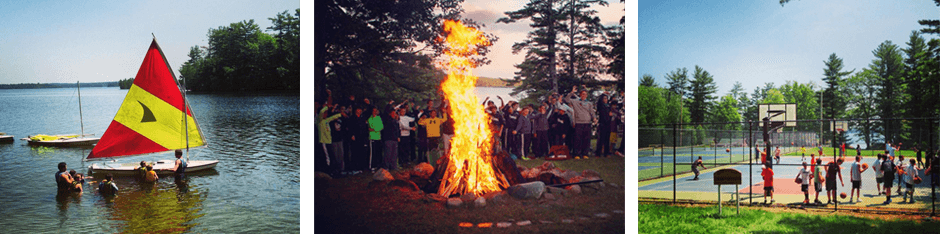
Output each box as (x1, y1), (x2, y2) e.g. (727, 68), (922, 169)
(78, 81), (84, 137)
(183, 74), (190, 162)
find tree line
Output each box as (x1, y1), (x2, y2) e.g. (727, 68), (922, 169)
(0, 82), (117, 89)
(313, 0), (624, 106)
(639, 5), (940, 148)
(179, 9), (299, 92)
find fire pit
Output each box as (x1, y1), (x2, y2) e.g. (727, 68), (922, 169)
(434, 20), (509, 197)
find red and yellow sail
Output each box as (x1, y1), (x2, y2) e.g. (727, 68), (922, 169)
(88, 39), (204, 159)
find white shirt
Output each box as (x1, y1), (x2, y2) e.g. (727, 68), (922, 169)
(905, 164), (916, 184)
(399, 116), (414, 136)
(874, 159), (883, 178)
(799, 168), (811, 185)
(851, 162), (861, 181)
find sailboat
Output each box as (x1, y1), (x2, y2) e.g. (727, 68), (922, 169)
(24, 81), (101, 147)
(87, 38), (217, 176)
(0, 132), (13, 143)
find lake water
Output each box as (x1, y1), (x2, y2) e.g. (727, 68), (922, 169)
(473, 86), (523, 104)
(0, 87), (299, 233)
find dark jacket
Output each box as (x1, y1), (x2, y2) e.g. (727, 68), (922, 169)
(531, 111), (550, 131)
(548, 112), (571, 135)
(381, 115), (400, 141)
(515, 113), (533, 134)
(596, 100), (611, 127)
(504, 110), (519, 133)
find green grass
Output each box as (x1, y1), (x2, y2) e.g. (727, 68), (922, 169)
(639, 203), (940, 233)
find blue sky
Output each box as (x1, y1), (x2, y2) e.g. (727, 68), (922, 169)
(0, 0), (299, 84)
(639, 0), (938, 95)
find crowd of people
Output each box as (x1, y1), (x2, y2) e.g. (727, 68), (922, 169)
(316, 86), (626, 176)
(54, 149), (189, 196)
(750, 141), (940, 205)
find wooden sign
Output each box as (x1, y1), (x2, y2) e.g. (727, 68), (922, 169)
(714, 169), (741, 185)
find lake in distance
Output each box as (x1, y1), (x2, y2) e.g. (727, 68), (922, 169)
(0, 87), (299, 233)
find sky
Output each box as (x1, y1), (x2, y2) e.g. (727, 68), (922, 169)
(0, 0), (300, 84)
(639, 0), (939, 96)
(461, 0), (626, 80)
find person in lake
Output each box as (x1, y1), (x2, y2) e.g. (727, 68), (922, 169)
(145, 165), (159, 182)
(172, 149), (187, 179)
(98, 174), (119, 196)
(55, 162), (76, 193)
(69, 170), (85, 192)
(136, 161), (149, 180)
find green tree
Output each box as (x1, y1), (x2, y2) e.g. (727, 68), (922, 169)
(901, 31), (933, 145)
(605, 0), (625, 91)
(870, 41), (906, 144)
(498, 0), (563, 94)
(558, 0), (610, 85)
(687, 65), (717, 124)
(317, 1), (480, 103)
(664, 67), (689, 98)
(821, 53), (852, 120)
(779, 81), (819, 131)
(761, 89), (785, 104)
(709, 94), (741, 126)
(638, 85), (667, 125)
(268, 9), (300, 90)
(639, 74), (657, 87)
(845, 69), (879, 147)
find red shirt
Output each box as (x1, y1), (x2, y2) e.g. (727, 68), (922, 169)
(762, 168), (774, 187)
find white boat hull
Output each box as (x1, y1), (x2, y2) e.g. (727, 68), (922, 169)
(25, 137), (99, 147)
(89, 159), (218, 176)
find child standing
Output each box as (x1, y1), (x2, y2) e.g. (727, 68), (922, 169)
(904, 158), (919, 203)
(797, 162), (812, 204)
(825, 158), (845, 204)
(881, 156), (897, 204)
(762, 164), (774, 204)
(896, 155), (906, 195)
(873, 154), (884, 195)
(800, 146), (807, 160)
(814, 158), (824, 204)
(850, 156), (867, 203)
(145, 165), (159, 182)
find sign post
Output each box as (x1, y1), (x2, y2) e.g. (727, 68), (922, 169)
(715, 168), (742, 216)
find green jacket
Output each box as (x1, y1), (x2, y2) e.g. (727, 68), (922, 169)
(317, 107), (342, 144)
(368, 115), (384, 140)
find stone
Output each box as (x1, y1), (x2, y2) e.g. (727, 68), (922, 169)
(413, 162), (434, 179)
(516, 220), (532, 226)
(483, 190), (510, 204)
(567, 185), (582, 194)
(460, 193), (478, 202)
(567, 176), (583, 184)
(474, 197), (486, 207)
(536, 172), (566, 185)
(561, 219), (574, 223)
(447, 198), (464, 207)
(496, 222), (512, 228)
(546, 186), (567, 195)
(559, 171), (581, 181)
(373, 169), (394, 181)
(595, 213), (610, 218)
(609, 183), (619, 188)
(543, 193), (556, 200)
(581, 177), (602, 189)
(507, 181), (546, 199)
(613, 210), (624, 214)
(539, 220), (554, 224)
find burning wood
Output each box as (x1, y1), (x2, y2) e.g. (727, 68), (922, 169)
(436, 20), (509, 197)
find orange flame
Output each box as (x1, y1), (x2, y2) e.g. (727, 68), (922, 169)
(437, 20), (508, 197)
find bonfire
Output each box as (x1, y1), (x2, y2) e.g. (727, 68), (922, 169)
(436, 20), (510, 197)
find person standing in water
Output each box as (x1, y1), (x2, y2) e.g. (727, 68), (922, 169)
(172, 149), (187, 180)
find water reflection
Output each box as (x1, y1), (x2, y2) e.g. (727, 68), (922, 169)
(104, 176), (209, 233)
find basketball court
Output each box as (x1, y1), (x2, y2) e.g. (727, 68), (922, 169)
(638, 104), (940, 209)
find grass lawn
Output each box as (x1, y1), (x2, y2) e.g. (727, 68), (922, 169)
(315, 155), (625, 233)
(639, 203), (940, 233)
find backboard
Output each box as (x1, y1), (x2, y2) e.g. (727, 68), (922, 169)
(830, 121), (848, 132)
(758, 103), (797, 127)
